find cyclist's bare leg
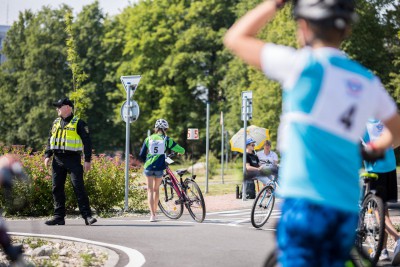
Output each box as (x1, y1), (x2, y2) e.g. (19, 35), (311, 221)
(384, 209), (400, 242)
(146, 176), (157, 216)
(152, 178), (163, 216)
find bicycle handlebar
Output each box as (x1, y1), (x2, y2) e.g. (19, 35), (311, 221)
(166, 152), (176, 158)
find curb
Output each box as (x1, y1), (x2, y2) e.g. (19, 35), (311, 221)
(9, 232), (145, 267)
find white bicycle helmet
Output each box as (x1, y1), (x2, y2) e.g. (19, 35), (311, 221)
(155, 119), (169, 129)
(294, 0), (357, 29)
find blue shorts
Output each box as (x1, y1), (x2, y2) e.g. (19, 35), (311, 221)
(144, 170), (164, 178)
(277, 198), (358, 267)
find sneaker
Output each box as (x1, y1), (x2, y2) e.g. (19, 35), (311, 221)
(45, 217), (65, 225)
(392, 241), (400, 265)
(149, 215), (156, 222)
(84, 216), (97, 226)
(380, 249), (390, 261)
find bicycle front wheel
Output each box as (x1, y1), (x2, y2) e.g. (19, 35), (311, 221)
(184, 179), (206, 223)
(251, 185), (275, 228)
(158, 177), (184, 220)
(355, 193), (385, 266)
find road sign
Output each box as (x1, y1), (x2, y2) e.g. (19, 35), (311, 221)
(187, 128), (199, 140)
(241, 91), (253, 121)
(120, 75), (142, 98)
(120, 100), (140, 123)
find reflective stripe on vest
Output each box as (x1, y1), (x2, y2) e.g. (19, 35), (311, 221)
(50, 116), (83, 152)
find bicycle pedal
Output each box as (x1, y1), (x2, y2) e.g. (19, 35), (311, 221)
(175, 199), (184, 205)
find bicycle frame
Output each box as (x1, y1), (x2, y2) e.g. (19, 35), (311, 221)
(159, 154), (206, 222)
(164, 166), (185, 199)
(258, 175), (279, 202)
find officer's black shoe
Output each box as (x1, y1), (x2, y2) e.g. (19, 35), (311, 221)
(84, 216), (97, 226)
(45, 217), (65, 225)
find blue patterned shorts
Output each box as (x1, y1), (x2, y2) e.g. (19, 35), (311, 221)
(277, 198), (358, 267)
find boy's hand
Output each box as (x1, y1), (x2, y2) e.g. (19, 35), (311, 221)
(360, 142), (385, 162)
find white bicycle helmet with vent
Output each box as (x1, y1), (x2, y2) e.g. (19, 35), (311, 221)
(155, 119), (169, 129)
(294, 0), (357, 29)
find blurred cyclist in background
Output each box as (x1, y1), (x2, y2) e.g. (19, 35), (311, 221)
(0, 155), (25, 263)
(224, 0), (400, 266)
(363, 119), (400, 264)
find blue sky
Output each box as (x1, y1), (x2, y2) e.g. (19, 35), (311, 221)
(0, 0), (133, 26)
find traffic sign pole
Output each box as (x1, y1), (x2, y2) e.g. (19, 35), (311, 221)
(120, 75), (141, 212)
(124, 85), (131, 211)
(241, 91), (252, 201)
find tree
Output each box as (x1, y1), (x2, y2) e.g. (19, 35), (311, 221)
(112, 0), (239, 157)
(221, 2), (297, 144)
(0, 6), (72, 149)
(71, 1), (122, 152)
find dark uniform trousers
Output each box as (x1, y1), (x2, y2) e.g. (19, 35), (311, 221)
(51, 153), (91, 219)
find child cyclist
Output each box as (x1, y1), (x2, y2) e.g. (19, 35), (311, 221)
(0, 155), (25, 263)
(363, 119), (400, 264)
(139, 119), (185, 222)
(224, 0), (400, 266)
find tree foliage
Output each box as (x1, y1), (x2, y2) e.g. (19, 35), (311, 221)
(0, 0), (399, 161)
(0, 6), (71, 149)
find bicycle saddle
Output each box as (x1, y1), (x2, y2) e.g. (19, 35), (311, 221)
(176, 169), (188, 176)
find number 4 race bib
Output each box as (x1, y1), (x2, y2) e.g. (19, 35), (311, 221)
(149, 140), (165, 155)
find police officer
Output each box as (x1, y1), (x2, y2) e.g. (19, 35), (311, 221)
(44, 97), (97, 226)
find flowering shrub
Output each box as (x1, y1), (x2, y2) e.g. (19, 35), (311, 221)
(0, 144), (146, 216)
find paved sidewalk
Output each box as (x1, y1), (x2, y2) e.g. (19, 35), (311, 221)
(204, 193), (254, 212)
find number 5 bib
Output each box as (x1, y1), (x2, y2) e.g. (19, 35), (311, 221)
(149, 140), (165, 155)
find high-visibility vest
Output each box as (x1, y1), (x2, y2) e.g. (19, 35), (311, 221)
(50, 116), (83, 152)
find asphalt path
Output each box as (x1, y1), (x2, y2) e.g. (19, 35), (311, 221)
(7, 205), (280, 267)
(6, 178), (400, 267)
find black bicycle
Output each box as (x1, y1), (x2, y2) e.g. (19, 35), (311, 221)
(355, 172), (385, 265)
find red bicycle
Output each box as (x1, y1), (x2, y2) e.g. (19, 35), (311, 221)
(158, 153), (206, 223)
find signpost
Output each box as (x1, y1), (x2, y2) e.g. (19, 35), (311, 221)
(187, 128), (199, 140)
(120, 100), (140, 123)
(120, 75), (141, 211)
(241, 91), (252, 200)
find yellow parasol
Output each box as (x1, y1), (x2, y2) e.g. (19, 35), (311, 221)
(230, 125), (270, 153)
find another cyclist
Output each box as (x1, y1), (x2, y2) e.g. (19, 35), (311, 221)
(362, 119), (400, 264)
(139, 119), (185, 222)
(224, 0), (400, 266)
(0, 155), (24, 263)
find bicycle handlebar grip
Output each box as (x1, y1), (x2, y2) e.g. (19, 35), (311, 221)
(360, 143), (385, 162)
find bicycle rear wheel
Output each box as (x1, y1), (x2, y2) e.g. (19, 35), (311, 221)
(251, 185), (275, 228)
(158, 177), (184, 219)
(184, 179), (206, 223)
(355, 193), (385, 266)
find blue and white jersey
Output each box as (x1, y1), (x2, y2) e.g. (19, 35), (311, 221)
(363, 119), (396, 173)
(260, 44), (397, 212)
